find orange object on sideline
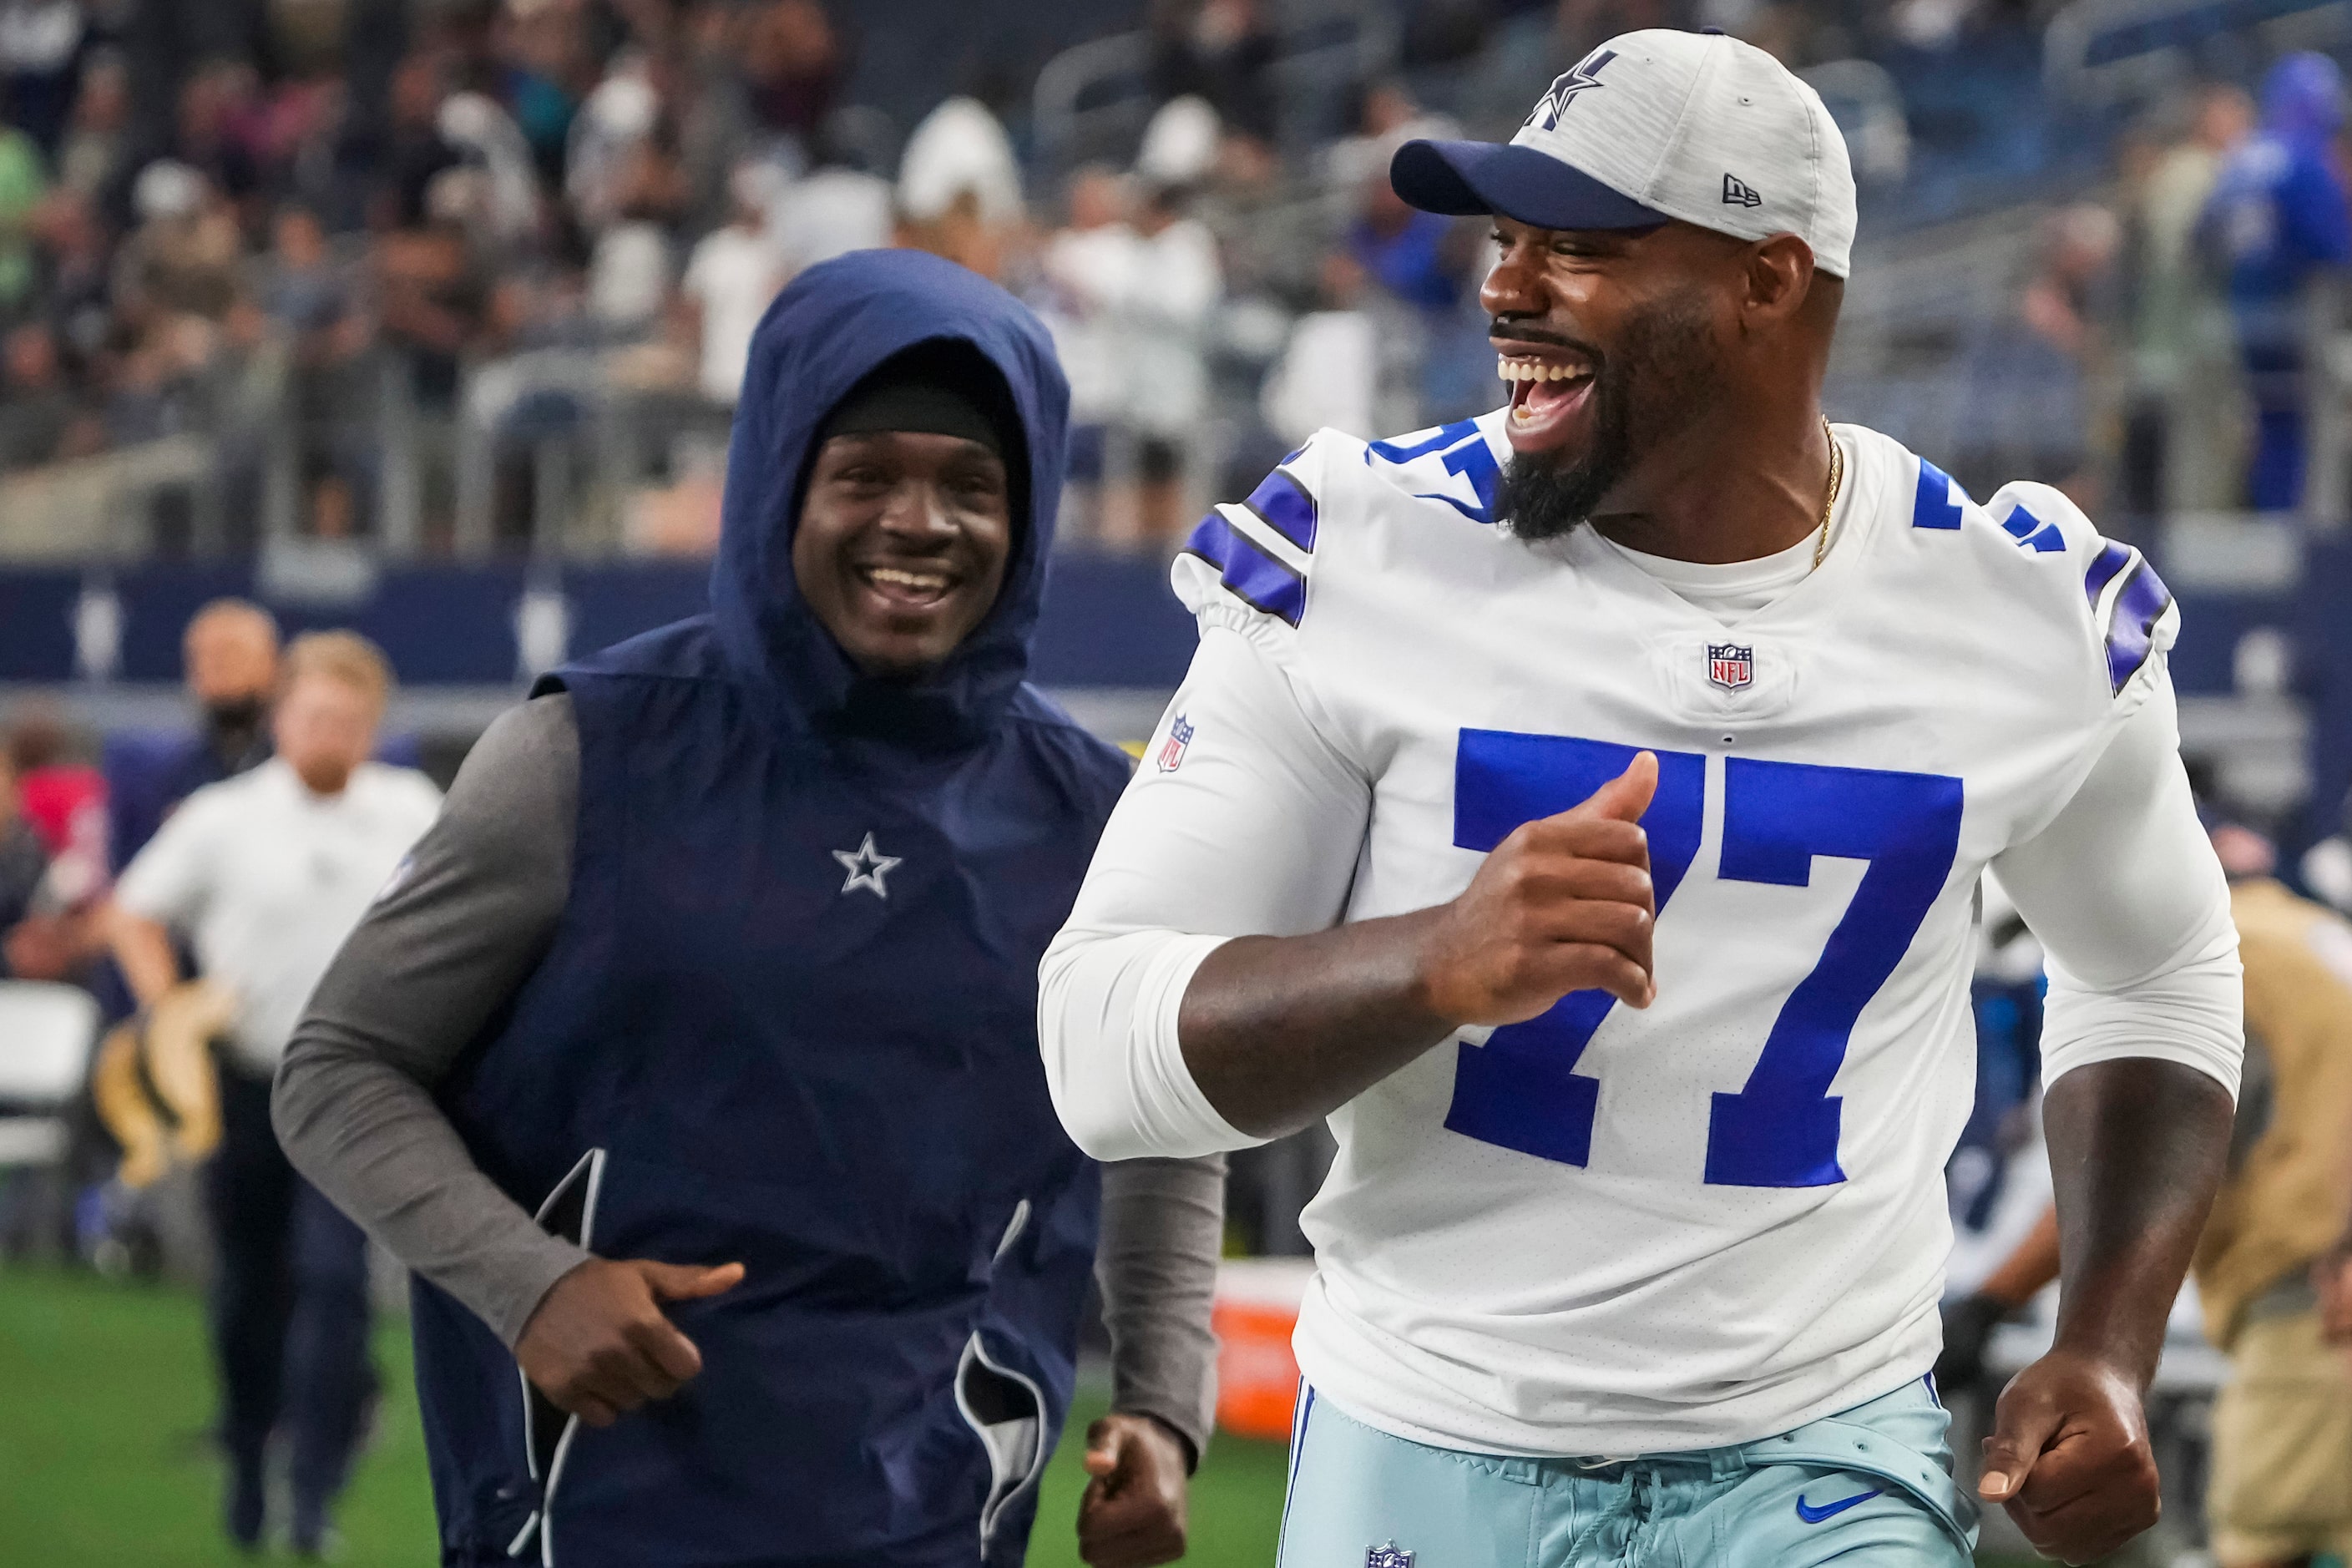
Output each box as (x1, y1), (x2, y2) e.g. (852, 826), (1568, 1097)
(1213, 1257), (1316, 1442)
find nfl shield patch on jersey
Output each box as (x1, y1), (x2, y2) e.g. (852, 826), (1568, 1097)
(1156, 713), (1196, 772)
(1367, 1545), (1414, 1568)
(1707, 643), (1754, 691)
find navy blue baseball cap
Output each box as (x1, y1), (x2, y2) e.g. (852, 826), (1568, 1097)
(1389, 139), (1667, 231)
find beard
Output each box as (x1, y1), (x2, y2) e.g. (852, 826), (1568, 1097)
(1497, 290), (1723, 544)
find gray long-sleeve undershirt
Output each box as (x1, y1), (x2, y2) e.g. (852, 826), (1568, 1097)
(274, 695), (1226, 1458)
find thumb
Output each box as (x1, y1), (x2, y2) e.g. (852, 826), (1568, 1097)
(1567, 751), (1659, 826)
(1978, 1399), (2063, 1502)
(1083, 1421), (1125, 1479)
(637, 1261), (746, 1302)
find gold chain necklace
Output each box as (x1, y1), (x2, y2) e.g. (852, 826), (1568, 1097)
(1810, 415), (1844, 571)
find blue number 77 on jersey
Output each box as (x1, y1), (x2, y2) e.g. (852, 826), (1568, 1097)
(1445, 731), (1963, 1188)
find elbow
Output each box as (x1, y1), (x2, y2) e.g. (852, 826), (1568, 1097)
(1038, 930), (1247, 1162)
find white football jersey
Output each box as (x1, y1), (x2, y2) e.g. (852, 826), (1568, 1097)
(1044, 412), (2236, 1456)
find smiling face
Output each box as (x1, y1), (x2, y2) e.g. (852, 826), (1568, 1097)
(1484, 217), (1741, 538)
(791, 431), (1015, 677)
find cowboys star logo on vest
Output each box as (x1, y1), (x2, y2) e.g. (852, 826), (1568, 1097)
(1156, 713), (1196, 773)
(1525, 48), (1616, 131)
(1708, 642), (1755, 691)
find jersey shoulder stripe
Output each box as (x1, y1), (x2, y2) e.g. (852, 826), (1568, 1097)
(2084, 541), (2177, 694)
(1241, 464), (1318, 553)
(1179, 509), (1307, 626)
(1911, 456), (1969, 530)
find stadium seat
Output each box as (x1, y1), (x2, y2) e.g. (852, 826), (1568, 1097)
(0, 981), (102, 1170)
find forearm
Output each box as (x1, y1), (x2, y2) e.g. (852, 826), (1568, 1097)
(2043, 1059), (2232, 1384)
(107, 909), (181, 1008)
(275, 1038), (589, 1344)
(1097, 1154), (1227, 1467)
(1177, 913), (1459, 1141)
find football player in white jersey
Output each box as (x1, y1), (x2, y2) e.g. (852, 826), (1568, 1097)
(1037, 28), (2244, 1568)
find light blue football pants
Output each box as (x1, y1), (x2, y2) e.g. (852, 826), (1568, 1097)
(1277, 1377), (1978, 1568)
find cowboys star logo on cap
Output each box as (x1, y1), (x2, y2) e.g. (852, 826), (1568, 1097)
(1388, 28), (1857, 279)
(1526, 48), (1617, 131)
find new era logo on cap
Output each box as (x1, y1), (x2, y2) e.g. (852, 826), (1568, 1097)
(1388, 28), (1856, 278)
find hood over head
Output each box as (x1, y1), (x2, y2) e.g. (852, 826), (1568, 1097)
(2262, 52), (2344, 144)
(711, 248), (1071, 747)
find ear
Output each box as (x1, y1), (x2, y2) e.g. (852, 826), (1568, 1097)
(1741, 235), (1817, 328)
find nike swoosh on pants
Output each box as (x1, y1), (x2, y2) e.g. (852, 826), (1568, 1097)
(1794, 1488), (1883, 1524)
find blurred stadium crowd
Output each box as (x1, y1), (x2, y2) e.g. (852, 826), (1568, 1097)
(6, 1), (2352, 1564)
(0, 0), (2337, 559)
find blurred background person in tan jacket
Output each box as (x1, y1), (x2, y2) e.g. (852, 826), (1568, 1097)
(1935, 817), (2352, 1567)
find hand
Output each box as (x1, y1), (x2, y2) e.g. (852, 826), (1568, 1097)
(1978, 1348), (2159, 1564)
(2317, 1240), (2352, 1345)
(1416, 751), (1658, 1026)
(514, 1257), (744, 1427)
(1076, 1412), (1190, 1568)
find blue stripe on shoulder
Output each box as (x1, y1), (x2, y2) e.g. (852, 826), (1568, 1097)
(1243, 469), (1319, 553)
(2083, 540), (2132, 605)
(1913, 458), (1969, 529)
(1183, 513), (1306, 626)
(1999, 503), (2066, 553)
(2103, 559), (2172, 693)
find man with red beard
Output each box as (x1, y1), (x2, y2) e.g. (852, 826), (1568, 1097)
(1039, 29), (2243, 1568)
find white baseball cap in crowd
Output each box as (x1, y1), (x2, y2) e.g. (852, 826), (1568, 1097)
(1391, 28), (1857, 278)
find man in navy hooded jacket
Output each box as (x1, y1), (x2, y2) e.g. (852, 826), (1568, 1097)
(274, 250), (1224, 1568)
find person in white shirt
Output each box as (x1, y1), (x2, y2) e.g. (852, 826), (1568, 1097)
(681, 164), (789, 406)
(1039, 31), (2242, 1568)
(110, 630), (442, 1557)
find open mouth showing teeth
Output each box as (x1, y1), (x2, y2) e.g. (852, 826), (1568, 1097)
(857, 564), (958, 607)
(1495, 352), (1596, 446)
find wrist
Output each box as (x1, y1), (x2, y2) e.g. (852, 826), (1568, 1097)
(1110, 1408), (1198, 1473)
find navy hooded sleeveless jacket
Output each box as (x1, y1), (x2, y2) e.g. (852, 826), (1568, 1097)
(410, 251), (1132, 1568)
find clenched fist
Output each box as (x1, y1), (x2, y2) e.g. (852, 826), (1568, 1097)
(515, 1256), (744, 1427)
(1415, 750), (1659, 1026)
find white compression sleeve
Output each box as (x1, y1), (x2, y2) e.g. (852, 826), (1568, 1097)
(1990, 674), (2243, 1097)
(1039, 625), (1373, 1160)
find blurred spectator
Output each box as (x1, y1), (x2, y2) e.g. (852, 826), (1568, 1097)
(1324, 79), (1458, 197)
(0, 319), (74, 468)
(740, 0), (842, 144)
(365, 52), (462, 231)
(1193, 129), (1319, 310)
(1148, 0), (1277, 142)
(109, 630), (440, 1557)
(0, 0), (87, 154)
(2117, 83), (2254, 514)
(174, 59), (266, 217)
(2195, 827), (2352, 1565)
(1043, 163), (1140, 436)
(1115, 176), (1223, 544)
(53, 48), (129, 204)
(114, 161), (242, 322)
(1262, 251), (1409, 444)
(2200, 52), (2352, 510)
(586, 141), (687, 332)
(680, 161), (787, 404)
(2, 706), (105, 980)
(107, 599), (281, 876)
(0, 87), (48, 318)
(0, 740), (51, 971)
(766, 125), (893, 269)
(897, 94), (1026, 282)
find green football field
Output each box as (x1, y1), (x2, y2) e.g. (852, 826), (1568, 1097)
(0, 1267), (2056, 1565)
(0, 1267), (1291, 1565)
